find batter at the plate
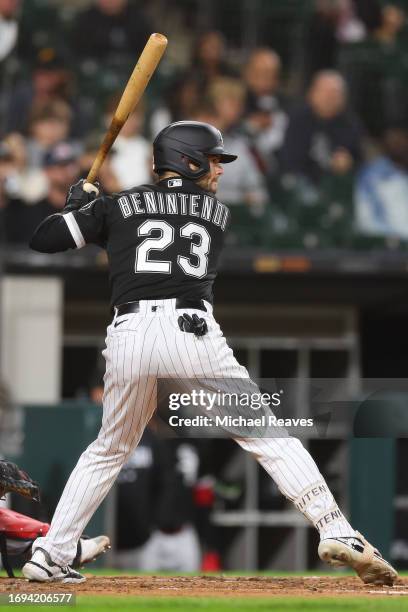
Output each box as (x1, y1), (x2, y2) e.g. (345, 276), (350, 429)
(23, 121), (397, 585)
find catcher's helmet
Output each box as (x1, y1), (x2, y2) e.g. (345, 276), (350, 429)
(153, 121), (237, 180)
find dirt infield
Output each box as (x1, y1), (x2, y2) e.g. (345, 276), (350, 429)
(1, 576), (408, 598)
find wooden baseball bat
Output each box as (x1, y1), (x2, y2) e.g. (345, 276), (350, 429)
(83, 32), (168, 193)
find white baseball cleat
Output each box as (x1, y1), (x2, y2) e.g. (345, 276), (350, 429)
(78, 535), (111, 566)
(22, 548), (86, 583)
(318, 531), (398, 586)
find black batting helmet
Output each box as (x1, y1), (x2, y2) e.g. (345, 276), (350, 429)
(153, 121), (237, 180)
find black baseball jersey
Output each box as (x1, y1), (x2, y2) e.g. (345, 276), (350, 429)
(30, 178), (230, 306)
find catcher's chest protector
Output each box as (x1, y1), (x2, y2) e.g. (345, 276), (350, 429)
(0, 508), (49, 577)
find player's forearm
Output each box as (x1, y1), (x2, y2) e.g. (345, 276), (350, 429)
(29, 214), (76, 253)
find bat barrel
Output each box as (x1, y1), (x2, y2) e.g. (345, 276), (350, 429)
(86, 32), (168, 185)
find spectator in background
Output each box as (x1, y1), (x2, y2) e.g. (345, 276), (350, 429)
(0, 138), (20, 241)
(190, 30), (236, 91)
(1, 0), (20, 132)
(5, 48), (80, 135)
(242, 48), (288, 177)
(72, 0), (151, 63)
(0, 135), (24, 195)
(373, 2), (406, 45)
(150, 31), (236, 137)
(25, 101), (75, 169)
(206, 78), (269, 213)
(150, 75), (201, 137)
(0, 132), (47, 205)
(104, 96), (151, 189)
(306, 0), (370, 78)
(4, 141), (80, 244)
(280, 70), (363, 183)
(340, 3), (407, 137)
(0, 0), (19, 67)
(355, 125), (408, 238)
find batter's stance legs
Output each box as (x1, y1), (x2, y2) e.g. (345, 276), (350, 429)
(29, 320), (159, 568)
(23, 304), (397, 584)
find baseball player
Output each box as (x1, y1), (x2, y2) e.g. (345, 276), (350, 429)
(23, 121), (397, 585)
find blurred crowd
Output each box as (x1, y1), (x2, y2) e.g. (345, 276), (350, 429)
(1, 0), (408, 249)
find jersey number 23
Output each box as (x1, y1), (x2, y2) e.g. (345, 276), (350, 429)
(135, 220), (210, 278)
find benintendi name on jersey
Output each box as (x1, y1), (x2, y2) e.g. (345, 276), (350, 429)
(117, 190), (230, 231)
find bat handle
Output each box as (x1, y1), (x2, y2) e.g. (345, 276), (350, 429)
(83, 181), (100, 196)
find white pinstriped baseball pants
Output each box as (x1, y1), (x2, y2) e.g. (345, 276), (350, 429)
(34, 299), (355, 566)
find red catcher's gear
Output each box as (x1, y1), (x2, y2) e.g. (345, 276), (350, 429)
(0, 508), (49, 577)
(0, 508), (49, 539)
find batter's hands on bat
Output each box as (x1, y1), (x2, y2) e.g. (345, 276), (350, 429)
(65, 179), (100, 212)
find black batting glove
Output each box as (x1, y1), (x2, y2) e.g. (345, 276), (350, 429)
(64, 179), (100, 212)
(178, 313), (208, 337)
